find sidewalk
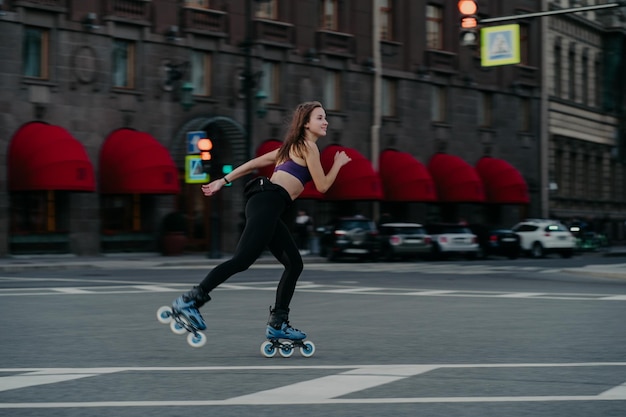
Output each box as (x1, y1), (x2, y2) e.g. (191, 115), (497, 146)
(0, 249), (624, 279)
(0, 252), (326, 273)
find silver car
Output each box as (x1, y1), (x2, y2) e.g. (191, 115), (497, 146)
(424, 223), (479, 259)
(378, 223), (432, 261)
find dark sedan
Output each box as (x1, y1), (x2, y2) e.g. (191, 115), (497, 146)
(469, 225), (521, 259)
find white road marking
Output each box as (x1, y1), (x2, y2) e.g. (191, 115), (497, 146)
(0, 363), (625, 408)
(0, 280), (625, 301)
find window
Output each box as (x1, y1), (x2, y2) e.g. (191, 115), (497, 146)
(184, 0), (209, 8)
(101, 194), (154, 234)
(380, 0), (392, 41)
(382, 77), (396, 117)
(324, 70), (341, 111)
(10, 191), (69, 234)
(321, 0), (338, 31)
(581, 51), (589, 105)
(426, 5), (443, 50)
(568, 44), (576, 101)
(23, 27), (49, 79)
(595, 156), (603, 199)
(594, 56), (602, 108)
(261, 61), (280, 104)
(568, 151), (576, 197)
(256, 0), (278, 19)
(519, 24), (529, 65)
(431, 85), (447, 122)
(553, 42), (562, 97)
(112, 39), (135, 89)
(478, 92), (493, 127)
(520, 97), (531, 132)
(191, 51), (212, 96)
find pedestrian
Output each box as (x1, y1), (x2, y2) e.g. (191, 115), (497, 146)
(170, 100), (352, 342)
(295, 209), (313, 253)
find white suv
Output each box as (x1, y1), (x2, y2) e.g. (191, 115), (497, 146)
(512, 219), (576, 258)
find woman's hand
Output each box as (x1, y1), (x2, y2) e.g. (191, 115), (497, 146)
(334, 151), (352, 167)
(201, 178), (224, 196)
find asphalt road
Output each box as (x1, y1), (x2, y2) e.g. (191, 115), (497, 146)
(1, 254), (625, 417)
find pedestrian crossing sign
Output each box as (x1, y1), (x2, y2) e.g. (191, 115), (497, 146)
(185, 155), (208, 184)
(481, 24), (520, 67)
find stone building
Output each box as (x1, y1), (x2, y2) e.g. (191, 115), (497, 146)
(4, 0), (609, 257)
(544, 0), (626, 241)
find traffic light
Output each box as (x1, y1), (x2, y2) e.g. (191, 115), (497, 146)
(458, 0), (478, 46)
(197, 138), (213, 174)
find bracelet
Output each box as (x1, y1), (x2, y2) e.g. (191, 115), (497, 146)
(223, 176), (231, 185)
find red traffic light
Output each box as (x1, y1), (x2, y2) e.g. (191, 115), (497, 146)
(458, 0), (478, 15)
(461, 16), (478, 29)
(197, 138), (213, 161)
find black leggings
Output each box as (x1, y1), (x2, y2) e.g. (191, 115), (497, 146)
(199, 179), (303, 311)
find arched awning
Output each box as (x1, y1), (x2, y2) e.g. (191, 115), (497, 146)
(317, 144), (383, 200)
(8, 122), (96, 191)
(100, 128), (180, 194)
(475, 157), (529, 203)
(427, 153), (485, 202)
(255, 139), (282, 179)
(379, 149), (437, 202)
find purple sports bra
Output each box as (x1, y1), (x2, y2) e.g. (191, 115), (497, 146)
(273, 159), (312, 185)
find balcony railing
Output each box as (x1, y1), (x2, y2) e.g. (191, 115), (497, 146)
(104, 0), (151, 22)
(253, 19), (294, 47)
(181, 7), (227, 35)
(13, 0), (67, 9)
(315, 30), (355, 57)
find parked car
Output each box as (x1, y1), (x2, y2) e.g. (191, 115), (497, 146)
(318, 217), (380, 261)
(468, 224), (521, 259)
(378, 223), (432, 261)
(512, 219), (576, 258)
(424, 223), (479, 259)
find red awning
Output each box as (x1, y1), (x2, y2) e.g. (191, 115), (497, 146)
(379, 149), (437, 202)
(8, 122), (96, 191)
(100, 128), (180, 194)
(255, 139), (282, 179)
(317, 144), (383, 200)
(427, 153), (485, 202)
(475, 157), (529, 203)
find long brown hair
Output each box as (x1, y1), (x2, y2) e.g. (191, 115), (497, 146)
(276, 101), (322, 164)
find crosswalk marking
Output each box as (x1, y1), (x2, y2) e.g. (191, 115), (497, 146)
(0, 363), (625, 408)
(0, 281), (625, 302)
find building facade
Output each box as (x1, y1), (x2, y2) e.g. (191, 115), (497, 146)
(544, 0), (626, 241)
(2, 0), (620, 257)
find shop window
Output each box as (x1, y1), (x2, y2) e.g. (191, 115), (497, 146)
(10, 191), (68, 234)
(23, 27), (49, 79)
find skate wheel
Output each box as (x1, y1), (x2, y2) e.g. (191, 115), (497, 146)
(170, 320), (187, 335)
(279, 342), (294, 358)
(299, 340), (316, 358)
(261, 341), (277, 358)
(156, 306), (173, 324)
(187, 332), (207, 348)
